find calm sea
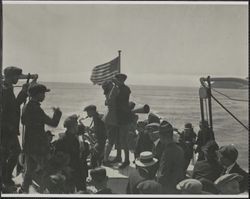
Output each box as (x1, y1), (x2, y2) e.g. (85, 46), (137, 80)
(18, 82), (249, 170)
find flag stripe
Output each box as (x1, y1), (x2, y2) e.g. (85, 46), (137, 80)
(91, 68), (118, 78)
(91, 70), (119, 82)
(90, 56), (119, 85)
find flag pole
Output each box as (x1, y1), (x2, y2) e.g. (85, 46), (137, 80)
(118, 50), (121, 73)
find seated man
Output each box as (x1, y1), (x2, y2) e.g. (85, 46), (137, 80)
(84, 105), (107, 168)
(216, 144), (248, 193)
(192, 140), (223, 193)
(54, 115), (87, 192)
(87, 167), (112, 194)
(214, 173), (243, 194)
(127, 151), (158, 194)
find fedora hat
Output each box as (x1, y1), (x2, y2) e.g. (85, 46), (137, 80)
(135, 151), (158, 167)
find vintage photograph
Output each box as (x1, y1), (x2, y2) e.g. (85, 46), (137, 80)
(0, 1), (248, 197)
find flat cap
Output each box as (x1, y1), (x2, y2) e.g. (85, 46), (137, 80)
(176, 179), (203, 194)
(28, 83), (50, 96)
(4, 66), (22, 77)
(83, 105), (97, 112)
(90, 167), (107, 182)
(218, 144), (238, 163)
(115, 73), (127, 81)
(63, 114), (78, 128)
(137, 180), (162, 194)
(214, 173), (243, 189)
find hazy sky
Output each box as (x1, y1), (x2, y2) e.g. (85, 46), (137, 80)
(2, 2), (248, 87)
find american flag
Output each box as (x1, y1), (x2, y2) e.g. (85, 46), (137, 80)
(90, 56), (120, 85)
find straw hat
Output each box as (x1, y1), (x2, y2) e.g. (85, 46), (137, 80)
(135, 151), (158, 167)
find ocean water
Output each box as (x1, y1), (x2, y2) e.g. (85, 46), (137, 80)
(18, 82), (249, 170)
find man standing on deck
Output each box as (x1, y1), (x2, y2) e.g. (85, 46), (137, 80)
(112, 73), (133, 169)
(156, 120), (185, 194)
(195, 120), (215, 161)
(20, 84), (62, 193)
(1, 66), (29, 188)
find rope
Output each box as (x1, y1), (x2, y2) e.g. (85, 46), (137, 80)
(210, 93), (249, 131)
(211, 88), (248, 102)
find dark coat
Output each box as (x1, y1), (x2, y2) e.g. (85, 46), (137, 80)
(93, 113), (107, 149)
(156, 142), (185, 194)
(227, 163), (248, 193)
(55, 132), (81, 170)
(134, 131), (154, 159)
(21, 99), (62, 155)
(1, 81), (28, 138)
(193, 159), (223, 182)
(126, 169), (148, 194)
(116, 84), (132, 125)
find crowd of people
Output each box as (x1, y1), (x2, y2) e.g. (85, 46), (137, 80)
(1, 66), (248, 194)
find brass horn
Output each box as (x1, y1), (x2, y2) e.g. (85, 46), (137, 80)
(132, 104), (150, 114)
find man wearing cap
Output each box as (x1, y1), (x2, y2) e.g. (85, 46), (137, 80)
(84, 105), (107, 168)
(192, 140), (223, 193)
(1, 66), (30, 187)
(156, 120), (185, 194)
(217, 144), (248, 193)
(195, 120), (215, 161)
(111, 73), (133, 169)
(214, 173), (243, 194)
(54, 114), (87, 192)
(126, 151), (159, 194)
(134, 113), (161, 160)
(21, 83), (62, 193)
(88, 167), (112, 194)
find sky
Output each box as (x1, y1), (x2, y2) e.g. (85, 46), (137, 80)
(2, 2), (248, 87)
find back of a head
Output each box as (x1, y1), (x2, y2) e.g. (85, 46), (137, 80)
(159, 120), (173, 139)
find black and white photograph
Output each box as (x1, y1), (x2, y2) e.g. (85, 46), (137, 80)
(0, 0), (248, 197)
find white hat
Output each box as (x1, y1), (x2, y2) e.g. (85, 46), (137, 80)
(135, 151), (158, 167)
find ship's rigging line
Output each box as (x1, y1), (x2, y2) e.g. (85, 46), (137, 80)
(200, 79), (249, 131)
(211, 88), (248, 102)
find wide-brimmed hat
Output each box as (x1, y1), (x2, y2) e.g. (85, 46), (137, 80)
(214, 173), (243, 189)
(176, 179), (203, 194)
(135, 151), (158, 167)
(28, 83), (50, 96)
(4, 66), (23, 77)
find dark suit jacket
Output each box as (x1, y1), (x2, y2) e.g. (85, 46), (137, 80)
(156, 142), (185, 194)
(22, 99), (62, 155)
(193, 159), (223, 182)
(2, 81), (28, 138)
(228, 163), (248, 193)
(126, 169), (147, 194)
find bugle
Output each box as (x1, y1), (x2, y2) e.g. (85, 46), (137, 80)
(132, 104), (150, 114)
